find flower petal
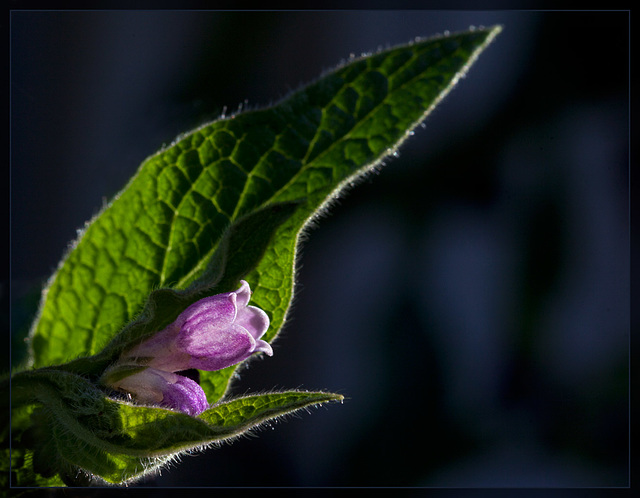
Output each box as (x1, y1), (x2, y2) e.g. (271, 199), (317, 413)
(160, 374), (209, 416)
(186, 324), (257, 371)
(176, 295), (237, 354)
(113, 368), (209, 416)
(254, 339), (273, 356)
(180, 293), (238, 330)
(234, 280), (252, 308)
(114, 367), (166, 404)
(124, 325), (192, 373)
(235, 305), (270, 340)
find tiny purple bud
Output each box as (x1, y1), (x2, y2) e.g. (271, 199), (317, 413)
(112, 367), (209, 416)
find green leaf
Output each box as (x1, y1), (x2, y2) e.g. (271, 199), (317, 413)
(27, 28), (502, 404)
(9, 368), (342, 485)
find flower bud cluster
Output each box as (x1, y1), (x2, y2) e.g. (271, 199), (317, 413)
(104, 281), (271, 416)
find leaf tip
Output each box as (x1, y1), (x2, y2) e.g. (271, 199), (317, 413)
(485, 24), (504, 40)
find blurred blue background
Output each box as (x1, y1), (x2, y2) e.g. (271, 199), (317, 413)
(10, 10), (629, 487)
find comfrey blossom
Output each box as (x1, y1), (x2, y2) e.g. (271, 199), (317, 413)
(104, 280), (272, 416)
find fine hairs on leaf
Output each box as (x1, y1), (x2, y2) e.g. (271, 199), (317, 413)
(8, 26), (502, 486)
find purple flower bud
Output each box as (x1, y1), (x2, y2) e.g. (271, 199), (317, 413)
(112, 367), (209, 416)
(125, 280), (272, 373)
(106, 280), (272, 416)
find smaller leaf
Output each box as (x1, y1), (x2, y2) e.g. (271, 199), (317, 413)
(9, 368), (342, 485)
(199, 390), (343, 435)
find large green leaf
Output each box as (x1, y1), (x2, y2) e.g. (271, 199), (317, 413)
(10, 26), (503, 486)
(28, 27), (501, 408)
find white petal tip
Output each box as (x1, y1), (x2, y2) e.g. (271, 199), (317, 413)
(255, 340), (273, 357)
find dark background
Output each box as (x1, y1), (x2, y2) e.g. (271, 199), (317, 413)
(9, 10), (629, 488)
